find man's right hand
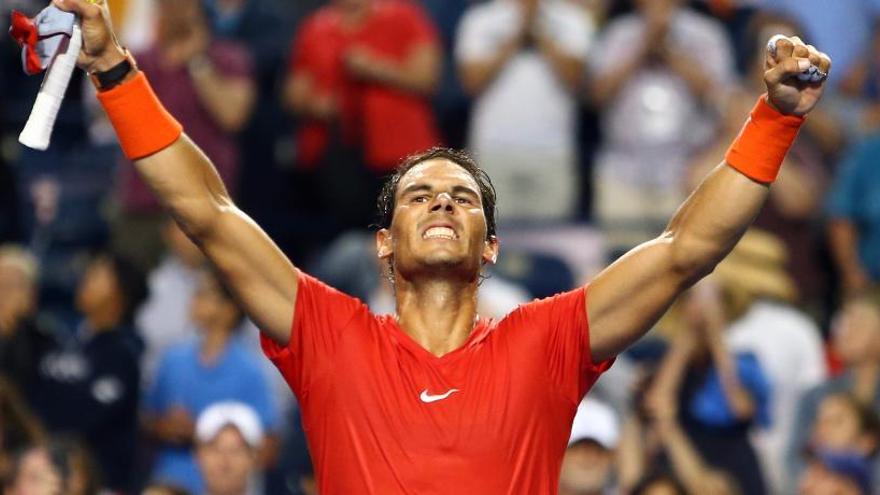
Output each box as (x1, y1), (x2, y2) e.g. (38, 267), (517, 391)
(51, 0), (126, 73)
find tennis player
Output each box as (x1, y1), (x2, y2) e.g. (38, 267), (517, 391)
(52, 0), (831, 492)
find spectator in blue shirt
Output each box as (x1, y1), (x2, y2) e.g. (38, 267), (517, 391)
(144, 267), (279, 494)
(653, 279), (772, 495)
(827, 135), (880, 294)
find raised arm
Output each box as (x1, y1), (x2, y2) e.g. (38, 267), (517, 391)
(134, 139), (297, 343)
(56, 0), (296, 344)
(586, 36), (832, 363)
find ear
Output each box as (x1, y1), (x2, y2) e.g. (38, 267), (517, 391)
(482, 235), (499, 265)
(376, 229), (393, 260)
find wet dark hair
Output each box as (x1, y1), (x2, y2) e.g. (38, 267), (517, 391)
(375, 147), (498, 239)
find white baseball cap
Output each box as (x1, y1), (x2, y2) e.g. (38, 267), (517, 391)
(196, 402), (265, 449)
(568, 398), (620, 450)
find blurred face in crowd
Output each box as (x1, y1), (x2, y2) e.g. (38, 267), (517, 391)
(191, 272), (241, 333)
(559, 440), (613, 495)
(4, 448), (62, 495)
(0, 255), (36, 333)
(197, 426), (257, 495)
(798, 461), (861, 495)
(832, 299), (880, 365)
(812, 395), (864, 452)
(163, 220), (204, 269)
(157, 0), (206, 38)
(377, 159), (498, 284)
(811, 394), (877, 455)
(75, 256), (122, 322)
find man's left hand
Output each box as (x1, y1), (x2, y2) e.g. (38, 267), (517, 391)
(764, 35), (832, 116)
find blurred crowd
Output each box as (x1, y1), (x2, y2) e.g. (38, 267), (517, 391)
(1, 0), (880, 493)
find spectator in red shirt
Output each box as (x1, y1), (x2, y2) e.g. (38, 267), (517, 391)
(283, 0), (442, 229)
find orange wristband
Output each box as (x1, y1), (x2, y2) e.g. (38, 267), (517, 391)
(724, 95), (804, 184)
(97, 71), (183, 160)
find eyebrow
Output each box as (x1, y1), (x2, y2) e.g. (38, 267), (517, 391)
(399, 183), (480, 201)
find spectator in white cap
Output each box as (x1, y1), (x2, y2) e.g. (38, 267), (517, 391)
(559, 398), (620, 495)
(195, 402), (264, 495)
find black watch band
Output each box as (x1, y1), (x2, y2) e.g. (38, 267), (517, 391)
(92, 52), (137, 90)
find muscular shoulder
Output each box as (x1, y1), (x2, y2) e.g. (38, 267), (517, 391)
(497, 287), (586, 333)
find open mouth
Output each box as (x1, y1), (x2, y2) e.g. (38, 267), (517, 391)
(422, 226), (458, 240)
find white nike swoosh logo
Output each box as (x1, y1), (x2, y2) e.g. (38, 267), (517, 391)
(419, 388), (459, 403)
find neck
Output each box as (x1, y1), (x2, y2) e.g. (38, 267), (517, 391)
(200, 326), (232, 363)
(395, 276), (479, 357)
(852, 361), (880, 403)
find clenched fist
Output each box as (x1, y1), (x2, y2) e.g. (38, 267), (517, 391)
(51, 0), (126, 73)
(764, 35), (832, 116)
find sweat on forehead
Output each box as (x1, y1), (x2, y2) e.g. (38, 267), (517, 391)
(374, 147), (498, 237)
(396, 160), (481, 194)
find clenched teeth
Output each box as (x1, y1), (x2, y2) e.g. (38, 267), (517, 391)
(424, 227), (456, 239)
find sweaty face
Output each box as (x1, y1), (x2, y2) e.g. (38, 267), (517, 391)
(377, 160), (498, 282)
(197, 427), (257, 495)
